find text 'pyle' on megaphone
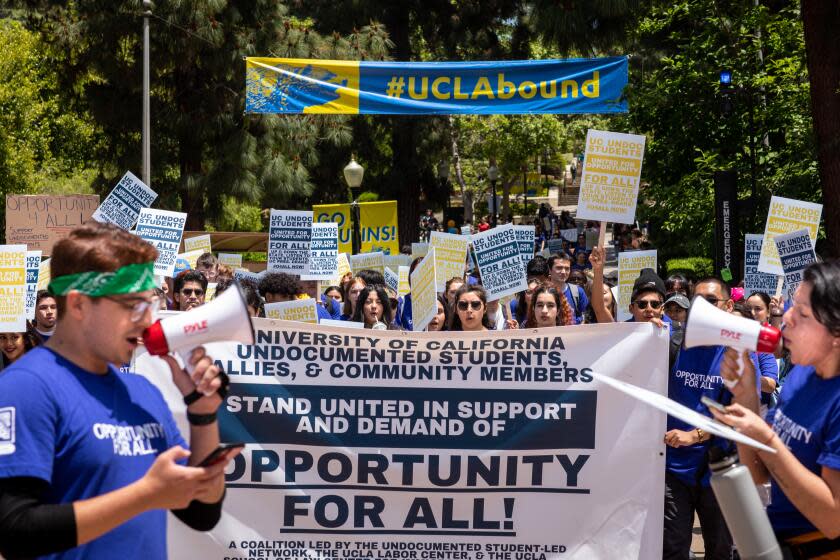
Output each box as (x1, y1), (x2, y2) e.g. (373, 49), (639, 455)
(143, 282), (255, 383)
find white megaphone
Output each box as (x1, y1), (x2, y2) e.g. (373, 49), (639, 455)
(143, 282), (254, 384)
(684, 296), (781, 385)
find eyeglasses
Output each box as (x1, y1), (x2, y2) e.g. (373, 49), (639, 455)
(180, 288), (205, 297)
(101, 295), (161, 322)
(457, 300), (483, 311)
(633, 300), (663, 310)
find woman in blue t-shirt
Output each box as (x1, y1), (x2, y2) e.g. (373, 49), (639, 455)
(712, 261), (840, 554)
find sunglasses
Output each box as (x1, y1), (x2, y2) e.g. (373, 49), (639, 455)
(457, 300), (483, 311)
(180, 288), (205, 297)
(633, 300), (663, 310)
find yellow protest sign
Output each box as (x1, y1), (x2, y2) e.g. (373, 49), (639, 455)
(576, 129), (646, 225)
(409, 248), (438, 331)
(617, 250), (657, 322)
(218, 253), (243, 268)
(349, 251), (385, 276)
(430, 231), (469, 292)
(184, 234), (212, 254)
(264, 298), (319, 323)
(757, 196), (822, 276)
(36, 258), (51, 291)
(0, 245), (27, 331)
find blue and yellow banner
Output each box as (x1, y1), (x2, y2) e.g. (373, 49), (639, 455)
(246, 57), (627, 115)
(313, 201), (399, 255)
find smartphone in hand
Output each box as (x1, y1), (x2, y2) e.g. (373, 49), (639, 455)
(198, 442), (245, 467)
(700, 395), (729, 415)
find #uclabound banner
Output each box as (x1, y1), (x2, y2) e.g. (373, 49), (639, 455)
(133, 320), (667, 559)
(246, 58), (628, 115)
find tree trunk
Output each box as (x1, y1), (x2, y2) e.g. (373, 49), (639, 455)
(449, 116), (473, 223)
(384, 8), (421, 246)
(501, 177), (515, 223)
(801, 0), (840, 257)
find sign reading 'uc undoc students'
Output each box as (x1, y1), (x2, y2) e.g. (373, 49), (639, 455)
(135, 208), (187, 277)
(133, 320), (666, 560)
(245, 58), (628, 115)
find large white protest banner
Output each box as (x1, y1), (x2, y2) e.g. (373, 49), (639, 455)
(264, 299), (319, 324)
(349, 251), (385, 276)
(409, 248), (438, 331)
(743, 234), (778, 298)
(133, 321), (667, 560)
(135, 208), (187, 277)
(617, 250), (657, 322)
(0, 245), (27, 332)
(472, 224), (528, 301)
(757, 196), (822, 275)
(429, 231), (470, 292)
(91, 171), (157, 231)
(24, 251), (41, 320)
(301, 223), (339, 281)
(184, 234), (212, 255)
(775, 229), (817, 300)
(576, 129), (646, 224)
(268, 210), (313, 274)
(512, 225), (536, 271)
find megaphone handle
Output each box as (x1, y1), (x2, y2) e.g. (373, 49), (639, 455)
(176, 347), (215, 396)
(723, 351), (745, 390)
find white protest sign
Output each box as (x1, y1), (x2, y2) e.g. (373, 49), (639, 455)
(184, 234), (212, 255)
(24, 250), (42, 320)
(617, 250), (657, 322)
(411, 242), (428, 260)
(318, 253), (352, 294)
(472, 224), (528, 301)
(512, 225), (536, 271)
(429, 231), (470, 292)
(576, 129), (646, 224)
(349, 251), (385, 276)
(300, 223), (339, 281)
(547, 238), (565, 254)
(135, 208), (187, 277)
(397, 266), (410, 297)
(409, 247), (437, 331)
(268, 209), (312, 274)
(264, 298), (319, 324)
(461, 225), (471, 236)
(218, 253), (243, 268)
(234, 268), (263, 286)
(0, 245), (27, 332)
(384, 267), (399, 294)
(560, 229), (579, 242)
(91, 171), (158, 231)
(775, 229), (817, 300)
(384, 253), (411, 271)
(132, 321), (667, 560)
(743, 234), (778, 298)
(36, 258), (50, 291)
(757, 196), (822, 275)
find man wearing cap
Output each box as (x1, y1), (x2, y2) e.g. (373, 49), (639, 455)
(663, 277), (751, 560)
(664, 292), (690, 326)
(0, 222), (236, 559)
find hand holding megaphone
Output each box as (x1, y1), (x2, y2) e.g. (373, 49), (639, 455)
(684, 295), (781, 388)
(143, 282), (255, 395)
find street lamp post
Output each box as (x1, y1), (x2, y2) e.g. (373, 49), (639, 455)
(344, 155), (365, 255)
(142, 0), (153, 186)
(438, 159), (450, 220)
(487, 162), (499, 228)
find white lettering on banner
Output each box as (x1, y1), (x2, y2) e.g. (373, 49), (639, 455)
(772, 409), (813, 446)
(132, 320), (667, 559)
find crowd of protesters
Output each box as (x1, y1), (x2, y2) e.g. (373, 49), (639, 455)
(3, 215), (840, 560)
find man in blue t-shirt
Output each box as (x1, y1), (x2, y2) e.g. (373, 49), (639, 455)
(0, 222), (237, 559)
(663, 278), (739, 560)
(548, 253), (589, 324)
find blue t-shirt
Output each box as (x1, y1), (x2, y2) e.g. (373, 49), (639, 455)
(563, 284), (589, 325)
(766, 365), (840, 537)
(753, 352), (779, 406)
(0, 347), (187, 560)
(397, 294), (414, 331)
(667, 345), (730, 486)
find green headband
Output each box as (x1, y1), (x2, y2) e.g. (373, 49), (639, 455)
(48, 262), (157, 297)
